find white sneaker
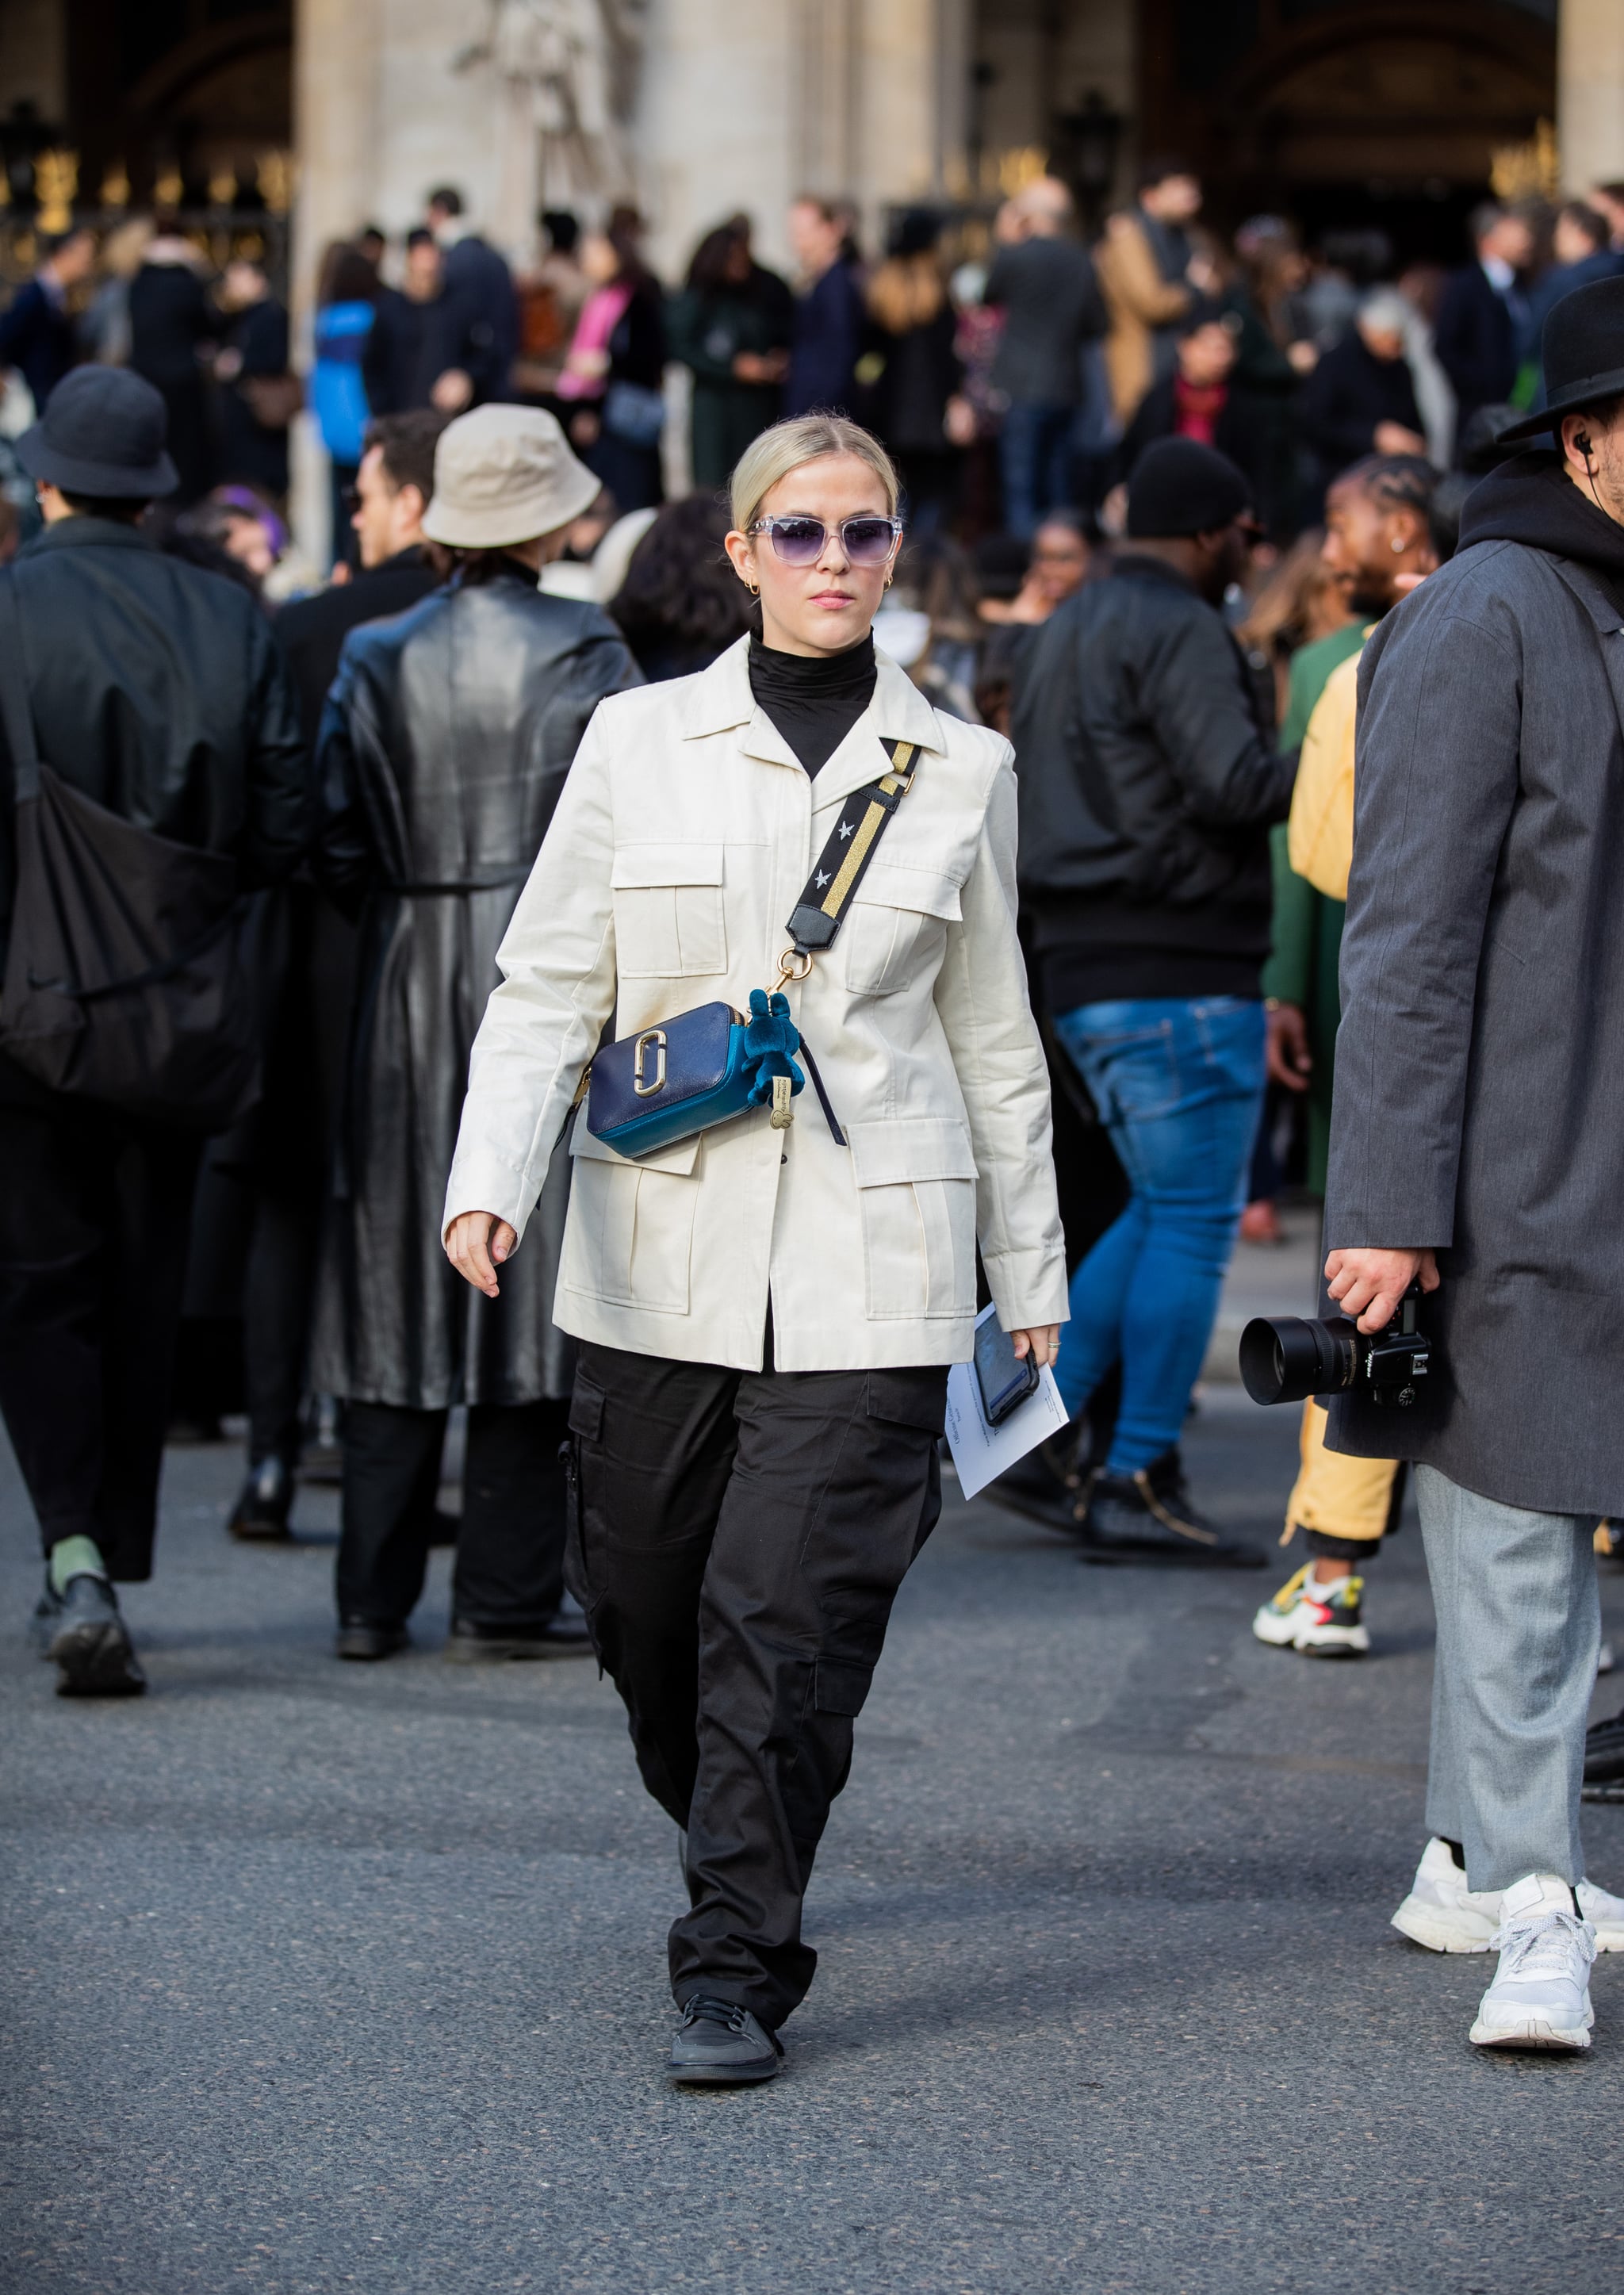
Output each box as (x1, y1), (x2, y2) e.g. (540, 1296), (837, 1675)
(1469, 1874), (1596, 2052)
(1392, 1836), (1624, 1953)
(1251, 1564), (1370, 1657)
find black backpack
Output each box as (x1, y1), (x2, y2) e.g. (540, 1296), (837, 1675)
(0, 569), (259, 1129)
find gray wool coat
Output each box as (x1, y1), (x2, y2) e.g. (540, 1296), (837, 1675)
(1323, 532), (1624, 1515)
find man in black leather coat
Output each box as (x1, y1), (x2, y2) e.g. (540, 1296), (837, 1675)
(1002, 437), (1293, 1566)
(0, 368), (306, 1695)
(313, 404), (638, 1661)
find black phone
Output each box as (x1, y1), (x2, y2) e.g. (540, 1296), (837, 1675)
(973, 1316), (1040, 1427)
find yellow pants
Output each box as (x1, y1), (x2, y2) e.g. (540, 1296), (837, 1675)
(1283, 1400), (1399, 1546)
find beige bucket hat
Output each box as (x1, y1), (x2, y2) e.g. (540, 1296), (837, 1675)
(420, 403), (603, 549)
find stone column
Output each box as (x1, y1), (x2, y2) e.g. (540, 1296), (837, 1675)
(291, 0), (385, 566)
(1559, 0), (1624, 194)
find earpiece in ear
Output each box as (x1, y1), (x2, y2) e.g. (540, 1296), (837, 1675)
(1577, 432), (1593, 458)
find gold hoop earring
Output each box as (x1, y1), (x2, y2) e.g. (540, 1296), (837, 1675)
(746, 580), (760, 596)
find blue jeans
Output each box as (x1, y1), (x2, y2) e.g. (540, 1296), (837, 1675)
(999, 401), (1076, 540)
(1051, 997), (1266, 1474)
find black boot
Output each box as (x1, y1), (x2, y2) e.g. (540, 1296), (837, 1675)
(668, 1997), (783, 2086)
(228, 1454), (296, 1541)
(982, 1422), (1096, 1535)
(42, 1572), (147, 1695)
(335, 1620), (411, 1661)
(1079, 1446), (1266, 1569)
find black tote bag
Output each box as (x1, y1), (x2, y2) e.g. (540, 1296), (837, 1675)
(0, 572), (259, 1129)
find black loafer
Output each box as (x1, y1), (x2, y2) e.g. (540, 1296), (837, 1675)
(1079, 1446), (1266, 1569)
(668, 1996), (783, 2086)
(46, 1574), (147, 1696)
(228, 1454), (295, 1540)
(444, 1602), (593, 1661)
(335, 1621), (411, 1661)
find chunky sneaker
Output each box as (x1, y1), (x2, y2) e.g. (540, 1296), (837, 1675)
(1079, 1446), (1266, 1569)
(668, 1996), (783, 2086)
(1392, 1836), (1624, 1954)
(1469, 1874), (1596, 2052)
(42, 1572), (146, 1697)
(1252, 1564), (1370, 1657)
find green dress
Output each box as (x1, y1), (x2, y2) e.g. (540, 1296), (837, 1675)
(1260, 620), (1366, 1192)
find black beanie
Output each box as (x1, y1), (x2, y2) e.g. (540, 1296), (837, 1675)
(1125, 437), (1251, 538)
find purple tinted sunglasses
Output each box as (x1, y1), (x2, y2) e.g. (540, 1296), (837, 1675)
(749, 513), (902, 566)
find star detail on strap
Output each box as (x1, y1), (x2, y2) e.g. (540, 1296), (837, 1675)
(815, 870), (832, 889)
(838, 818), (856, 840)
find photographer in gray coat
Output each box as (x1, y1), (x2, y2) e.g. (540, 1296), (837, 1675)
(1323, 277), (1624, 2055)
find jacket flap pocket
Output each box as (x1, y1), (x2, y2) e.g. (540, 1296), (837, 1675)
(848, 860), (962, 921)
(570, 1112), (703, 1174)
(847, 1113), (977, 1186)
(611, 843), (725, 890)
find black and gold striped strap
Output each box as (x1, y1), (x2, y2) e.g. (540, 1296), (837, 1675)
(783, 738), (921, 956)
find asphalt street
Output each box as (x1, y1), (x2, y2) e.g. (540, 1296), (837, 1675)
(4, 1358), (1624, 2293)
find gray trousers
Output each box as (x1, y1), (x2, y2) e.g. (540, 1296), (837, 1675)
(1417, 1464), (1599, 1891)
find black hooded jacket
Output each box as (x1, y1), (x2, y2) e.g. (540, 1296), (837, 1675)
(1456, 446), (1624, 597)
(1009, 556), (1295, 1010)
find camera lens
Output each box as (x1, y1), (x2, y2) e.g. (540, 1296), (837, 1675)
(1239, 1316), (1358, 1405)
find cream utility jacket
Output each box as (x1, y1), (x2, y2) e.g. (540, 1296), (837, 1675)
(442, 638), (1068, 1373)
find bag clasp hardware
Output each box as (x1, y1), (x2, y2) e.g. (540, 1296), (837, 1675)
(632, 1028), (668, 1095)
(772, 947), (814, 990)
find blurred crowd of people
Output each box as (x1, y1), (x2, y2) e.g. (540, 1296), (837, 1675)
(5, 159), (1624, 1669)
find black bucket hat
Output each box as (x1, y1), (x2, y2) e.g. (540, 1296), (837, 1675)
(16, 366), (178, 497)
(1498, 274), (1624, 443)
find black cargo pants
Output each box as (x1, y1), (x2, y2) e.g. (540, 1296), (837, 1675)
(567, 1341), (948, 2030)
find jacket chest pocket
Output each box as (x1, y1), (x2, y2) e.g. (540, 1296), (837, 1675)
(848, 1115), (978, 1322)
(611, 844), (726, 978)
(838, 861), (962, 997)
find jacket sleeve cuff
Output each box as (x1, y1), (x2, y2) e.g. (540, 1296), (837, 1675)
(982, 1247), (1070, 1331)
(442, 1151), (538, 1246)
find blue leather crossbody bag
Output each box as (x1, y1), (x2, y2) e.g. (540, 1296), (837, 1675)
(584, 736), (921, 1159)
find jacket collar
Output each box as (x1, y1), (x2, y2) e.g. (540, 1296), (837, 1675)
(681, 634), (941, 803)
(22, 515), (155, 557)
(1110, 551), (1200, 597)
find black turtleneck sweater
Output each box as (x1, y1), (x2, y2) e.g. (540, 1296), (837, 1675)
(748, 633), (876, 776)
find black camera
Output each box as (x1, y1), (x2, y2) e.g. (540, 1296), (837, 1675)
(1239, 1284), (1431, 1409)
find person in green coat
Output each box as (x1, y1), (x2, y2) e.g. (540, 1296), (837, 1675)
(668, 220), (793, 492)
(1259, 614), (1365, 1191)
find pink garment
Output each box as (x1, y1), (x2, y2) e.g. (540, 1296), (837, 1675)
(555, 282), (633, 400)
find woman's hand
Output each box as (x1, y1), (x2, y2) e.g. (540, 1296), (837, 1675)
(445, 1211), (517, 1299)
(1011, 1325), (1061, 1367)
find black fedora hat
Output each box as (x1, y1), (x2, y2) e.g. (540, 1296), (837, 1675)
(16, 366), (178, 497)
(1498, 274), (1624, 443)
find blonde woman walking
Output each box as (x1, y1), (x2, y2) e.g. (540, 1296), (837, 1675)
(444, 414), (1065, 2085)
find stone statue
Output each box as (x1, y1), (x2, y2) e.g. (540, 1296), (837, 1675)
(457, 0), (646, 205)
